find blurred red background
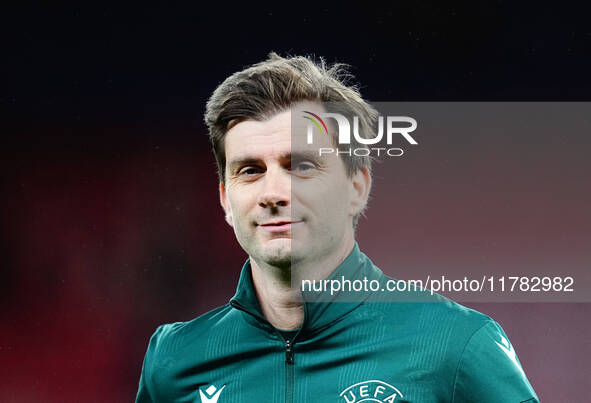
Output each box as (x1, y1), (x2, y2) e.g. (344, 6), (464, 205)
(3, 3), (591, 401)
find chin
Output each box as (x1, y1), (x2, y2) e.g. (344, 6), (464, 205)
(258, 239), (292, 268)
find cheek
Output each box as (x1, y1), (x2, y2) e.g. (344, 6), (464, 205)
(302, 183), (349, 220)
(227, 189), (257, 221)
(225, 193), (243, 219)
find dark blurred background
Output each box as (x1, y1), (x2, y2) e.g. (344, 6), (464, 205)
(2, 2), (590, 402)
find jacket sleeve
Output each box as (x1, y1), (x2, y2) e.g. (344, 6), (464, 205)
(135, 325), (165, 403)
(452, 320), (539, 403)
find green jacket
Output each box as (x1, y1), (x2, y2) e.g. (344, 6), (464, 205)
(136, 243), (539, 402)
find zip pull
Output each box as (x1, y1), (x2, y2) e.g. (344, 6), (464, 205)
(285, 339), (294, 365)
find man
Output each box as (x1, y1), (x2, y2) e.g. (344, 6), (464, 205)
(136, 53), (539, 402)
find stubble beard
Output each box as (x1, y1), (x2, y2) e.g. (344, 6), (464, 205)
(257, 238), (293, 270)
(234, 217), (308, 281)
(234, 222), (292, 268)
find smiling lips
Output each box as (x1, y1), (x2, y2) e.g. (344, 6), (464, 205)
(259, 220), (302, 232)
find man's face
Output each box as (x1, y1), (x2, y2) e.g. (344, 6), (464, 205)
(219, 103), (369, 270)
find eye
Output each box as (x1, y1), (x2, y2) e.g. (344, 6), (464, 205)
(291, 160), (316, 172)
(238, 166), (263, 176)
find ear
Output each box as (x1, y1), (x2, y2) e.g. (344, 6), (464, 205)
(219, 181), (234, 227)
(349, 167), (372, 217)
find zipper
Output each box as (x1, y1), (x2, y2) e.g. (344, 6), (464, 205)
(284, 337), (295, 403)
(281, 334), (297, 403)
(281, 301), (308, 403)
(231, 298), (308, 403)
(284, 339), (294, 364)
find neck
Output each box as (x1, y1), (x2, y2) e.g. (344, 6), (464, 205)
(250, 237), (355, 330)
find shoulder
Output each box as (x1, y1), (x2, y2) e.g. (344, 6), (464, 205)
(143, 303), (235, 365)
(356, 273), (500, 370)
(451, 318), (539, 402)
(372, 292), (494, 351)
(358, 273), (537, 401)
(137, 303), (244, 401)
(361, 272), (494, 340)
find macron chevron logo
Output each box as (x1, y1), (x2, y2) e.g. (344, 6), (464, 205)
(199, 384), (226, 403)
(495, 335), (525, 376)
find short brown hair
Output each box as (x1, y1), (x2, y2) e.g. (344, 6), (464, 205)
(205, 52), (379, 179)
(204, 52), (378, 226)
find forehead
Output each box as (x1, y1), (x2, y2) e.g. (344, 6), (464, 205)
(223, 103), (334, 159)
(225, 110), (291, 157)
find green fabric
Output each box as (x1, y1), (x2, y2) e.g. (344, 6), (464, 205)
(136, 243), (539, 402)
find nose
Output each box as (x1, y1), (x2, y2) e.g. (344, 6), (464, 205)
(257, 166), (290, 209)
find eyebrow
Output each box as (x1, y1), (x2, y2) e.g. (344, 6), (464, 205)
(228, 151), (324, 173)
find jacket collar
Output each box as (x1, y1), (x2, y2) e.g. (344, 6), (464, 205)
(229, 242), (384, 339)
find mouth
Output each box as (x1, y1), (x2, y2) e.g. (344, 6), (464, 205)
(258, 220), (303, 232)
